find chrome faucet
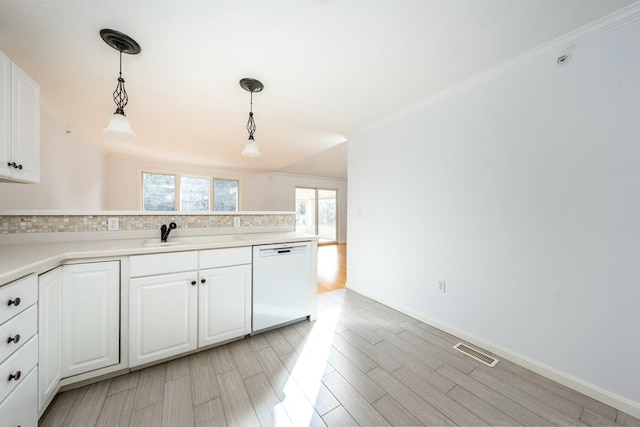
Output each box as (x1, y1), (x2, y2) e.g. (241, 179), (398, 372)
(160, 222), (177, 242)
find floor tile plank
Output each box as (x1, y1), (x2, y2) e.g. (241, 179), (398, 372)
(617, 410), (640, 426)
(372, 394), (423, 427)
(162, 376), (195, 427)
(194, 397), (227, 427)
(322, 370), (390, 426)
(128, 402), (163, 427)
(264, 329), (295, 355)
(244, 372), (294, 427)
(447, 385), (519, 426)
(108, 371), (140, 396)
(209, 345), (238, 374)
(330, 333), (378, 373)
(581, 408), (622, 426)
(321, 405), (359, 427)
(326, 347), (386, 403)
(96, 388), (135, 427)
(62, 380), (111, 427)
(190, 349), (221, 406)
(165, 354), (190, 381)
(133, 363), (166, 410)
(499, 359), (618, 421)
(367, 366), (454, 426)
(469, 367), (585, 426)
(229, 340), (263, 380)
(393, 366), (487, 425)
(217, 369), (261, 427)
(39, 388), (81, 427)
(481, 363), (583, 419)
(437, 364), (551, 426)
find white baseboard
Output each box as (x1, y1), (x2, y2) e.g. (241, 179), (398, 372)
(345, 285), (640, 419)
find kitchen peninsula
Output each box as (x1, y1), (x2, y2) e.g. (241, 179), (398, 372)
(0, 211), (317, 425)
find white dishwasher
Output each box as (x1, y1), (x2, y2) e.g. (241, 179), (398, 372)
(252, 241), (312, 334)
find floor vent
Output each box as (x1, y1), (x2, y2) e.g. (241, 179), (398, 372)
(453, 343), (499, 367)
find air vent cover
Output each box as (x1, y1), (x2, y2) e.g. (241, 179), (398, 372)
(453, 342), (499, 367)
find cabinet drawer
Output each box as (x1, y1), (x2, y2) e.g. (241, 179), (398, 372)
(0, 275), (37, 325)
(0, 366), (37, 427)
(130, 251), (198, 277)
(199, 247), (251, 269)
(0, 305), (36, 364)
(0, 334), (37, 403)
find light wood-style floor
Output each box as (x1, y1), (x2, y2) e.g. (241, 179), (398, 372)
(317, 244), (346, 294)
(40, 287), (639, 427)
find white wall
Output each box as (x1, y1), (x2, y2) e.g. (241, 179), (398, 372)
(0, 107), (107, 210)
(107, 156), (348, 243)
(348, 14), (640, 411)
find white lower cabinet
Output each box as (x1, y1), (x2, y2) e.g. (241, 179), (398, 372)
(37, 267), (62, 412)
(62, 261), (120, 377)
(0, 367), (38, 427)
(0, 274), (38, 426)
(129, 271), (198, 367)
(199, 264), (251, 347)
(129, 247), (251, 367)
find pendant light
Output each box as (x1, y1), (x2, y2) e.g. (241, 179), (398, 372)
(240, 78), (264, 157)
(100, 29), (141, 137)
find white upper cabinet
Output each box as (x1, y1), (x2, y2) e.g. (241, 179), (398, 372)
(0, 50), (40, 183)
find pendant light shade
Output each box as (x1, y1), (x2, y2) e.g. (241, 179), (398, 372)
(100, 29), (141, 138)
(104, 112), (136, 137)
(242, 137), (261, 157)
(240, 78), (264, 157)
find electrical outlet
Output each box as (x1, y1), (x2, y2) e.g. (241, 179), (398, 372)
(233, 216), (241, 227)
(438, 281), (446, 293)
(107, 217), (119, 231)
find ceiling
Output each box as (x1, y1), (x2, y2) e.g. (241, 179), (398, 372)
(0, 0), (635, 179)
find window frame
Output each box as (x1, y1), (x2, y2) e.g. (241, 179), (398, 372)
(138, 168), (242, 212)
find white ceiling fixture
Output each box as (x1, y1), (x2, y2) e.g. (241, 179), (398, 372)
(100, 29), (141, 138)
(240, 78), (263, 157)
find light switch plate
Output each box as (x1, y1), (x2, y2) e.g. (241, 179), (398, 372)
(233, 217), (241, 227)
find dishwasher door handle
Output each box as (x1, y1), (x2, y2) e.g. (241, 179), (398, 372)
(277, 249), (291, 254)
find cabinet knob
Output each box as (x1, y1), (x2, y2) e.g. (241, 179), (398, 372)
(191, 280), (197, 286)
(7, 297), (21, 307)
(7, 334), (20, 344)
(8, 370), (21, 382)
(17, 164), (22, 170)
(200, 278), (206, 284)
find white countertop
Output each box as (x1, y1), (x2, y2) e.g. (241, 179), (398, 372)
(0, 231), (317, 285)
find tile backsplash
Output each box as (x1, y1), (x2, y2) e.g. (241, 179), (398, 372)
(0, 212), (295, 234)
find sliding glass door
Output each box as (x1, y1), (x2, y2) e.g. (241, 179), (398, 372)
(295, 187), (337, 244)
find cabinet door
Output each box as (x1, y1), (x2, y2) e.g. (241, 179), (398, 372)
(198, 264), (251, 347)
(38, 267), (62, 411)
(0, 367), (37, 427)
(10, 63), (39, 183)
(129, 271), (197, 367)
(0, 51), (10, 179)
(62, 261), (120, 378)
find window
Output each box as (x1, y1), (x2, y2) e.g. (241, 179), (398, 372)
(141, 172), (239, 212)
